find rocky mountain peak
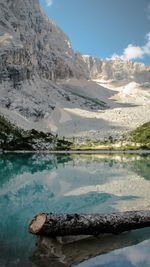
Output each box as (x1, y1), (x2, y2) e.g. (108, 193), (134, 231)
(0, 0), (88, 84)
(0, 0), (150, 141)
(82, 55), (150, 84)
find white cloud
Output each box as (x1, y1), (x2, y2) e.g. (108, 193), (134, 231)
(123, 45), (143, 60)
(110, 32), (150, 61)
(45, 0), (53, 7)
(112, 4), (150, 61)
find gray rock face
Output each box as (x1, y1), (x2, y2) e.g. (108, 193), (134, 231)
(0, 0), (89, 85)
(82, 56), (150, 84)
(0, 0), (149, 86)
(0, 0), (91, 126)
(0, 0), (149, 88)
(0, 0), (150, 138)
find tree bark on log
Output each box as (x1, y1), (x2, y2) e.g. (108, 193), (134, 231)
(29, 211), (150, 237)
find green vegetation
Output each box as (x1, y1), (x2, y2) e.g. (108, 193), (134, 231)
(0, 115), (72, 151)
(70, 138), (119, 151)
(71, 122), (150, 151)
(0, 115), (149, 152)
(130, 122), (150, 149)
(128, 155), (150, 181)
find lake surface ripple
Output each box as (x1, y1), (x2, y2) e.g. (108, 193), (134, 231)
(0, 153), (150, 267)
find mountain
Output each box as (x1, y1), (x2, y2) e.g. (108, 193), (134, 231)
(0, 0), (150, 142)
(82, 55), (150, 84)
(0, 0), (89, 82)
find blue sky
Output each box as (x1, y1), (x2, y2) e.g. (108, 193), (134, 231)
(40, 0), (150, 65)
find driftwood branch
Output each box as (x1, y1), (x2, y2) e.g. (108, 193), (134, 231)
(29, 211), (150, 237)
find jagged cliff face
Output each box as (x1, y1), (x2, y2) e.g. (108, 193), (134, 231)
(0, 0), (90, 123)
(82, 56), (150, 84)
(0, 0), (150, 140)
(0, 0), (149, 88)
(0, 0), (88, 85)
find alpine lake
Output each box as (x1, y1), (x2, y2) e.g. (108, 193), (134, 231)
(0, 152), (150, 267)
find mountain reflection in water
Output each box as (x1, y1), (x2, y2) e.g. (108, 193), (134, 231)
(0, 153), (150, 267)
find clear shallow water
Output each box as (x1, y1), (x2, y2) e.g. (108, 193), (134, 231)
(0, 153), (150, 267)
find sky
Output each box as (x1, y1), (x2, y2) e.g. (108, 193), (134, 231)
(40, 0), (150, 66)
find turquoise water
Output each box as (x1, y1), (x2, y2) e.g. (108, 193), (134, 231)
(0, 153), (150, 267)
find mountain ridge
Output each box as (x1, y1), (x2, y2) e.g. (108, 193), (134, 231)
(0, 0), (150, 142)
(82, 55), (150, 84)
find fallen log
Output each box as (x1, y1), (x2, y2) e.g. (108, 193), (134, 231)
(29, 211), (150, 237)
